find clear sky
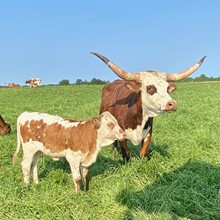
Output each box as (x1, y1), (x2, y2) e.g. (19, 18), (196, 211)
(0, 0), (219, 86)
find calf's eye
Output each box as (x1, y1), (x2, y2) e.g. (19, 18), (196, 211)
(107, 122), (115, 130)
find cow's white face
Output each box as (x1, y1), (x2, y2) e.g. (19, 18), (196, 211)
(140, 72), (177, 117)
(98, 111), (125, 146)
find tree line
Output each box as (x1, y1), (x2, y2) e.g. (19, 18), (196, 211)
(59, 74), (220, 85)
(59, 78), (109, 85)
(182, 74), (220, 82)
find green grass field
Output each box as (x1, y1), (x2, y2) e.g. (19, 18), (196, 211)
(0, 82), (219, 220)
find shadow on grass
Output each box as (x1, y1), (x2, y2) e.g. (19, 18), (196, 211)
(89, 141), (171, 182)
(38, 153), (118, 189)
(114, 141), (171, 161)
(116, 160), (220, 219)
(38, 157), (71, 183)
(37, 141), (171, 190)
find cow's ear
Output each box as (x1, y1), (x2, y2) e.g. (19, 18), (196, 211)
(167, 83), (176, 93)
(125, 81), (142, 92)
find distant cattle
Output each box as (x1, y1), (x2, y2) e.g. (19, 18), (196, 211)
(7, 83), (20, 88)
(25, 78), (41, 88)
(13, 111), (125, 192)
(0, 115), (11, 135)
(91, 52), (206, 162)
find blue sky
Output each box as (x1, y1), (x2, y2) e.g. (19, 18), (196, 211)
(0, 0), (219, 85)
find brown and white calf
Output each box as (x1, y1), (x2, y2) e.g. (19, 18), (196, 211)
(13, 111), (125, 192)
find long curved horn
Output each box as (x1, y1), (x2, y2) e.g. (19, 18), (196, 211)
(90, 52), (140, 81)
(166, 56), (207, 81)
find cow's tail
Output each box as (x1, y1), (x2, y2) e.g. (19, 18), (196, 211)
(13, 118), (22, 165)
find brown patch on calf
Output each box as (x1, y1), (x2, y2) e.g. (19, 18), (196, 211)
(64, 117), (101, 129)
(64, 118), (82, 123)
(20, 117), (100, 154)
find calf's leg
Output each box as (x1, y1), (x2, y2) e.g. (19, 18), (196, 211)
(80, 166), (89, 191)
(30, 151), (42, 184)
(66, 153), (81, 193)
(21, 147), (38, 184)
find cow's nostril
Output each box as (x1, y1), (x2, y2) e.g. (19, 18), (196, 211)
(166, 101), (177, 111)
(169, 102), (174, 107)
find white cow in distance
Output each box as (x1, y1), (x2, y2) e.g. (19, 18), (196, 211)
(25, 78), (41, 88)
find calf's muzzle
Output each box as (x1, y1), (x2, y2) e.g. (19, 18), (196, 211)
(120, 128), (127, 140)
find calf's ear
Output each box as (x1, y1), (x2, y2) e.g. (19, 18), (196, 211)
(91, 117), (101, 129)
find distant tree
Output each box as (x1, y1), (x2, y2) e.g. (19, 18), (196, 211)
(75, 74), (220, 85)
(194, 74), (208, 82)
(90, 78), (97, 84)
(181, 77), (194, 82)
(75, 78), (108, 85)
(59, 79), (70, 85)
(90, 78), (109, 84)
(75, 79), (84, 85)
(180, 74), (220, 82)
(90, 78), (105, 84)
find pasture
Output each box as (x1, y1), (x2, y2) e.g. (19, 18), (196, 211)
(0, 82), (219, 220)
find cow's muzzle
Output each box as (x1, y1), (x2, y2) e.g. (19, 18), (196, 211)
(164, 100), (177, 111)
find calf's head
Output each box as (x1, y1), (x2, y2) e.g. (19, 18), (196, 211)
(98, 111), (126, 146)
(0, 115), (11, 135)
(91, 52), (206, 117)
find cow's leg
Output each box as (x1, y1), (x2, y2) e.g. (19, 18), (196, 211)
(119, 140), (130, 163)
(140, 133), (152, 158)
(21, 147), (37, 184)
(30, 151), (42, 184)
(66, 153), (81, 193)
(140, 117), (153, 158)
(80, 166), (89, 191)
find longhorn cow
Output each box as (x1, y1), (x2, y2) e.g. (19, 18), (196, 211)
(91, 52), (206, 162)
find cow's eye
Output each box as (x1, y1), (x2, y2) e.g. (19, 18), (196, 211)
(147, 85), (157, 95)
